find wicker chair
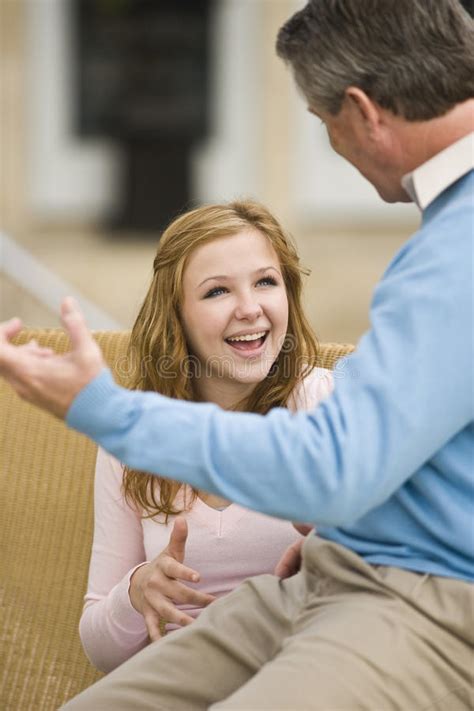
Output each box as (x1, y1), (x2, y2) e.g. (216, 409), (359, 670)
(0, 329), (353, 710)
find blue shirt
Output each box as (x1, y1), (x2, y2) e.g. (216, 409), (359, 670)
(68, 152), (474, 582)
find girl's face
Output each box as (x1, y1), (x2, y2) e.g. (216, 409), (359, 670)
(181, 228), (289, 406)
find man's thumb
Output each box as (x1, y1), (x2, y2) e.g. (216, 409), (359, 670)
(168, 517), (188, 562)
(60, 297), (92, 352)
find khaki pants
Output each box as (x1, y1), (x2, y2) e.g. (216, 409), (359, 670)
(65, 537), (474, 710)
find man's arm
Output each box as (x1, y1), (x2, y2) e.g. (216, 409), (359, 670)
(1, 218), (471, 527)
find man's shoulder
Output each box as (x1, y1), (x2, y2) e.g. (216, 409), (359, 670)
(423, 168), (473, 231)
(386, 169), (473, 279)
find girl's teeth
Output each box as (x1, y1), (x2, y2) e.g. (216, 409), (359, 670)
(228, 332), (266, 342)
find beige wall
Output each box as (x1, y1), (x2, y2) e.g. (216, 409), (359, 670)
(259, 0), (293, 224)
(0, 0), (28, 234)
(0, 272), (57, 327)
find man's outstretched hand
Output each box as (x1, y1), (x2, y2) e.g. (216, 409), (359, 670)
(0, 297), (105, 418)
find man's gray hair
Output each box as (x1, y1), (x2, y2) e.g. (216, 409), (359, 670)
(277, 0), (474, 120)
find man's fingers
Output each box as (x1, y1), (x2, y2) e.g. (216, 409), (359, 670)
(0, 317), (23, 342)
(274, 550), (293, 578)
(274, 539), (304, 578)
(60, 297), (93, 352)
(167, 517), (189, 566)
(274, 556), (299, 579)
(0, 319), (23, 369)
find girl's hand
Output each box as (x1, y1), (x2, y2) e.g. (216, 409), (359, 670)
(129, 517), (216, 641)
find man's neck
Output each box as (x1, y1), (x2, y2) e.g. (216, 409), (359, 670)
(394, 99), (474, 175)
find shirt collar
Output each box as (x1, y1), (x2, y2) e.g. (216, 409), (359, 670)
(401, 132), (474, 211)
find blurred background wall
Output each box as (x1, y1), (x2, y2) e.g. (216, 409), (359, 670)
(1, 0), (420, 344)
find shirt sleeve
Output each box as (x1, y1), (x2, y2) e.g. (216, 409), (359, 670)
(67, 213), (473, 529)
(79, 447), (149, 673)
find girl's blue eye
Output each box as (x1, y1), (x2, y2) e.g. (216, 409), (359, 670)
(204, 276), (277, 298)
(204, 286), (227, 299)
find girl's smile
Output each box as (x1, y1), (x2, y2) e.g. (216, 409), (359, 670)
(225, 329), (269, 357)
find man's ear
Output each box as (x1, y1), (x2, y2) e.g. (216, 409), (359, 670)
(345, 87), (382, 136)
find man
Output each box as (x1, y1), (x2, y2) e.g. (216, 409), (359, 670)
(1, 1), (473, 708)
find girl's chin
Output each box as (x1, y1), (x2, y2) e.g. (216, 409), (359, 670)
(227, 346), (279, 382)
(231, 364), (274, 384)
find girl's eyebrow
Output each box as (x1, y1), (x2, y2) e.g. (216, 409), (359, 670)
(197, 266), (281, 289)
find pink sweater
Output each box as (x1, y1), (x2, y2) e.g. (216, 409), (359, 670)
(79, 368), (333, 672)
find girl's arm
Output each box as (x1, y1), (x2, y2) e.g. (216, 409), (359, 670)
(79, 447), (150, 673)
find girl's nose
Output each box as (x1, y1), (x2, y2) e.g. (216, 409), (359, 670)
(234, 296), (263, 321)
